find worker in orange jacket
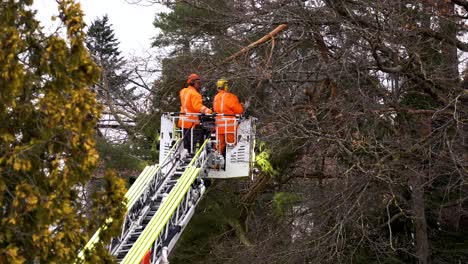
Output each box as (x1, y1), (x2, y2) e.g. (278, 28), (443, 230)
(213, 78), (243, 155)
(178, 73), (212, 153)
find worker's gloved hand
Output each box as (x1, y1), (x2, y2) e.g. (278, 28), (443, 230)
(206, 109), (213, 114)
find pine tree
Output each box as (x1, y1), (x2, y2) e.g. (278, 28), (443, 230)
(86, 15), (126, 97)
(85, 15), (145, 145)
(0, 1), (126, 263)
(85, 15), (152, 177)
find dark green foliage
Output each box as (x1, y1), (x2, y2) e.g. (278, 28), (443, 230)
(95, 137), (146, 173)
(272, 192), (301, 218)
(152, 1), (229, 51)
(86, 15), (129, 99)
(170, 180), (243, 264)
(431, 229), (468, 264)
(86, 15), (123, 71)
(150, 0), (468, 263)
(133, 111), (161, 161)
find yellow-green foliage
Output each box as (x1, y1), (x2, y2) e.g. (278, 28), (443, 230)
(255, 141), (278, 176)
(0, 1), (126, 263)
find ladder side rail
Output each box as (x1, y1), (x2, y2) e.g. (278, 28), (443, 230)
(78, 156), (170, 262)
(149, 168), (205, 264)
(121, 167), (201, 264)
(114, 165), (156, 246)
(112, 159), (186, 258)
(111, 152), (185, 256)
(150, 142), (210, 263)
(152, 179), (206, 264)
(122, 141), (181, 227)
(127, 139), (182, 215)
(150, 188), (190, 263)
(125, 165), (152, 204)
(121, 140), (209, 264)
(110, 140), (184, 254)
(188, 139), (210, 175)
(119, 165), (159, 238)
(143, 188), (195, 264)
(125, 138), (181, 220)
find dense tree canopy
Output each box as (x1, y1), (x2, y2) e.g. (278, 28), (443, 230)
(148, 0), (468, 263)
(0, 1), (126, 263)
(3, 0), (467, 263)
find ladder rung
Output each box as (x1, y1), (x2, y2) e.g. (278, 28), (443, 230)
(146, 212), (156, 217)
(151, 204), (161, 210)
(110, 150), (198, 262)
(132, 231), (142, 236)
(129, 236), (139, 242)
(121, 245), (133, 250)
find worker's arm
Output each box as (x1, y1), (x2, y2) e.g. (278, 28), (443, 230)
(191, 91), (211, 114)
(229, 94), (244, 115)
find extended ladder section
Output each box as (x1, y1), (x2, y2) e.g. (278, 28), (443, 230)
(115, 139), (210, 264)
(78, 139), (210, 264)
(78, 113), (255, 264)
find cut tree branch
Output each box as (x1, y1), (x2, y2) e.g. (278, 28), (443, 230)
(223, 24), (288, 63)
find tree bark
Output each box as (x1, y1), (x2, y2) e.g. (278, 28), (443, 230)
(409, 172), (431, 264)
(241, 173), (271, 204)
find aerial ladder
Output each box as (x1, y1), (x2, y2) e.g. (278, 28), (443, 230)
(77, 112), (256, 264)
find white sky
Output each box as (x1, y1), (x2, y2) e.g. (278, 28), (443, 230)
(32, 0), (167, 55)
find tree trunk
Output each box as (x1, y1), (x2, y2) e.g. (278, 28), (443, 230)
(409, 171), (431, 264)
(409, 113), (432, 264)
(241, 173), (271, 204)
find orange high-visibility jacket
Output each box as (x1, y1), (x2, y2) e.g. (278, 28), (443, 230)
(213, 90), (244, 134)
(178, 86), (211, 128)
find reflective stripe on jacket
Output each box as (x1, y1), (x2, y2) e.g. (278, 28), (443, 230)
(178, 86), (210, 128)
(213, 90), (243, 134)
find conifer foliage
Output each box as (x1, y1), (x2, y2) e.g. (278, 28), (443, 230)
(0, 1), (126, 263)
(86, 14), (144, 143)
(86, 15), (126, 98)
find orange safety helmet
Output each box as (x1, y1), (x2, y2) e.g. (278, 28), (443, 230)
(187, 73), (200, 85)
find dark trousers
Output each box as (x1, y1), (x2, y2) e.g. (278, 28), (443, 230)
(183, 127), (205, 153)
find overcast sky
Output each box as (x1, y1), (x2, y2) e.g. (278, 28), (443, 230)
(32, 0), (166, 55)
